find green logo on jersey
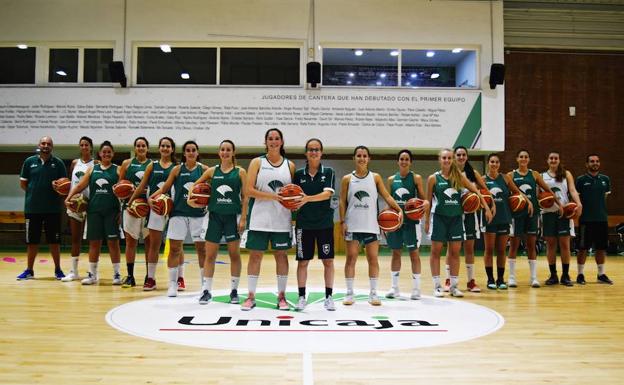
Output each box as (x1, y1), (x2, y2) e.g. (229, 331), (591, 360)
(75, 171), (85, 179)
(268, 180), (284, 192)
(354, 191), (370, 201)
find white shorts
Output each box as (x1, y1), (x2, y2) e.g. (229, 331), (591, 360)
(167, 216), (207, 242)
(122, 210), (149, 240)
(147, 211), (168, 232)
(67, 209), (86, 222)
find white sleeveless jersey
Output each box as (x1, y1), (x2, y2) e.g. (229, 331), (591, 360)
(345, 171), (379, 234)
(72, 158), (94, 197)
(248, 156), (292, 232)
(541, 171), (569, 213)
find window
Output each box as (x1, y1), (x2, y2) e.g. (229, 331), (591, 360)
(322, 48), (398, 86)
(49, 48), (79, 82)
(0, 46), (36, 84)
(137, 47), (217, 85)
(401, 49), (476, 88)
(220, 48), (300, 85)
(84, 48), (113, 82)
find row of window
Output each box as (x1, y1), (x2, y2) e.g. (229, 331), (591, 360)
(0, 46), (477, 88)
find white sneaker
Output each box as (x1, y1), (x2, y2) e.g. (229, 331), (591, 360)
(296, 296), (307, 311)
(167, 281), (178, 297)
(61, 271), (80, 282)
(323, 296), (336, 311)
(531, 279), (541, 288)
(410, 288), (421, 300)
(385, 288), (400, 299)
(450, 286), (464, 297)
(112, 272), (122, 285)
(343, 292), (355, 305)
(433, 285), (444, 298)
(369, 291), (381, 306)
(81, 273), (98, 285)
(508, 276), (518, 288)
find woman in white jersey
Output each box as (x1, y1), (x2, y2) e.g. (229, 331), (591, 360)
(61, 136), (95, 282)
(241, 128), (296, 311)
(542, 151), (582, 287)
(340, 145), (402, 306)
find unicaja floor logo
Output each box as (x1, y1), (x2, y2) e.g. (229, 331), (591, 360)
(106, 288), (504, 353)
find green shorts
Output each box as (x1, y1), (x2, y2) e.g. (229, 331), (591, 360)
(542, 212), (571, 237)
(484, 223), (510, 235)
(430, 213), (464, 242)
(511, 213), (538, 237)
(205, 212), (240, 243)
(463, 212), (480, 240)
(345, 232), (379, 245)
(87, 210), (120, 241)
(245, 230), (291, 251)
(386, 222), (419, 250)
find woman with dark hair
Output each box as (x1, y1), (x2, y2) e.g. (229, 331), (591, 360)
(507, 149), (559, 288)
(64, 141), (122, 285)
(541, 151), (582, 286)
(424, 149), (492, 297)
(340, 145), (401, 306)
(151, 140), (209, 297)
(61, 136), (95, 282)
(118, 137), (151, 288)
(385, 149), (429, 300)
(241, 128), (295, 311)
(189, 140), (247, 305)
(128, 137), (176, 290)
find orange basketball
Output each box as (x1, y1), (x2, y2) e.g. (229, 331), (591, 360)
(538, 191), (555, 209)
(191, 182), (211, 207)
(53, 177), (71, 196)
(68, 194), (88, 213)
(113, 179), (135, 200)
(378, 209), (403, 232)
(404, 198), (425, 220)
(152, 194), (173, 216)
(508, 193), (527, 213)
(461, 192), (480, 213)
(128, 198), (150, 218)
(563, 202), (578, 219)
(278, 183), (304, 211)
(480, 188), (493, 208)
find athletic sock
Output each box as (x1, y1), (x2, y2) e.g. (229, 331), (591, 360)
(126, 262), (134, 277)
(497, 267), (505, 282)
(147, 262), (157, 279)
(178, 262), (185, 278)
(391, 271), (400, 289)
(445, 264), (450, 279)
(112, 263), (120, 276)
(231, 276), (240, 290)
(466, 264), (475, 281)
(346, 278), (354, 294)
(369, 277), (378, 293)
(71, 256), (79, 273)
(432, 275), (441, 288)
(248, 275), (259, 295)
(412, 273), (421, 290)
(277, 275), (288, 293)
(199, 267), (205, 286)
(325, 287), (333, 298)
(508, 259), (516, 277)
(450, 275), (459, 288)
(577, 263), (585, 275)
(529, 260), (537, 280)
(89, 262), (98, 277)
(562, 263), (570, 276)
(168, 267), (178, 283)
(598, 264), (605, 275)
(548, 264), (557, 276)
(298, 287), (306, 297)
(202, 277), (213, 292)
(485, 267), (494, 281)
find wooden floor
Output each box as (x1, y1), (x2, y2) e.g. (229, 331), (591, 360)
(1, 250), (623, 385)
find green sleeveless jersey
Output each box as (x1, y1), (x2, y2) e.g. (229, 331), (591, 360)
(88, 164), (119, 213)
(171, 163), (205, 218)
(391, 171), (418, 224)
(511, 169), (537, 217)
(208, 165), (242, 214)
(148, 161), (175, 196)
(485, 174), (512, 225)
(126, 158), (150, 198)
(432, 172), (462, 217)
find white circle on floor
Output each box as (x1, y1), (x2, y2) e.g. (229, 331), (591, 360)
(106, 288), (504, 353)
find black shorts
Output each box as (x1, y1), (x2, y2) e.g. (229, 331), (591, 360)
(578, 222), (608, 251)
(25, 213), (62, 245)
(295, 227), (334, 260)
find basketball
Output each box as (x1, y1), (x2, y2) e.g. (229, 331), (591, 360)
(538, 191), (555, 209)
(191, 182), (211, 207)
(480, 188), (493, 208)
(563, 202), (578, 219)
(404, 198), (425, 220)
(127, 198), (150, 218)
(113, 179), (135, 199)
(378, 209), (403, 232)
(461, 192), (480, 213)
(68, 194), (88, 213)
(278, 183), (304, 210)
(53, 177), (71, 196)
(152, 194), (173, 216)
(508, 193), (527, 213)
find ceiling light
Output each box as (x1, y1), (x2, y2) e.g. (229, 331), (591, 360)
(405, 82), (411, 86)
(160, 44), (172, 53)
(354, 49), (363, 56)
(410, 73), (417, 79)
(346, 80), (352, 85)
(379, 73), (387, 78)
(426, 51), (435, 57)
(17, 44), (28, 49)
(452, 48), (463, 53)
(349, 72), (355, 78)
(431, 73), (440, 79)
(390, 50), (399, 56)
(55, 70), (67, 76)
(180, 72), (190, 79)
(376, 81), (382, 86)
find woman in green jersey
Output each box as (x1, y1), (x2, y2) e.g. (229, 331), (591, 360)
(65, 141), (122, 286)
(189, 140), (247, 305)
(128, 137), (176, 291)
